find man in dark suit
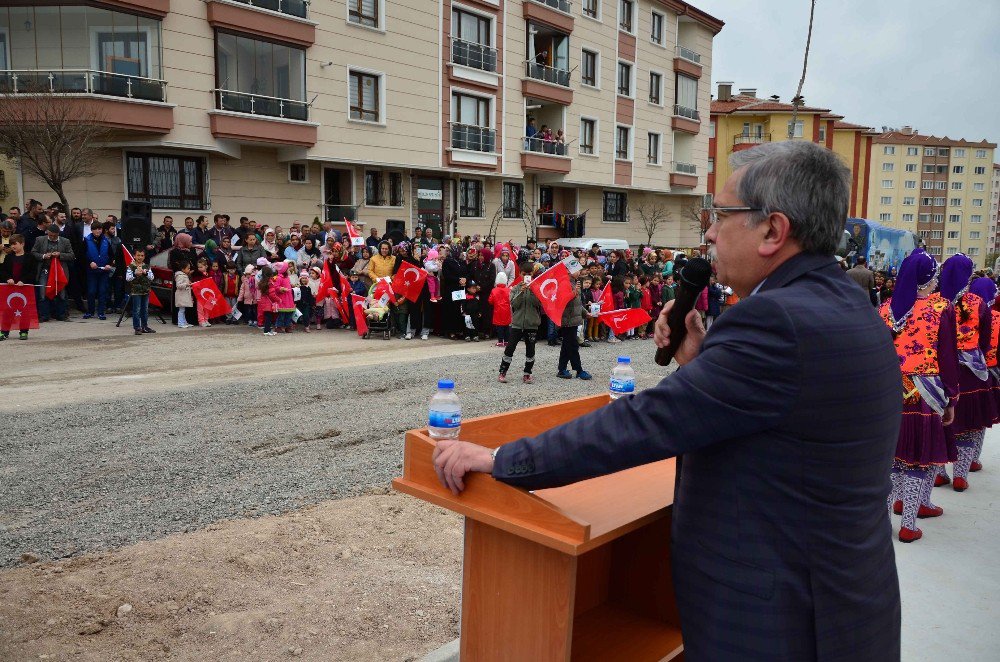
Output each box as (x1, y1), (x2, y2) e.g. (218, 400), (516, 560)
(433, 141), (903, 661)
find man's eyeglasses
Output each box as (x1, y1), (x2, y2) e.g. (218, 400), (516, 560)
(702, 206), (763, 224)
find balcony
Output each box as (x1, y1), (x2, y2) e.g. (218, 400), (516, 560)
(523, 0), (575, 33)
(675, 46), (701, 65)
(229, 0), (309, 19)
(529, 0), (573, 13)
(210, 90), (316, 146)
(526, 62), (571, 88)
(521, 137), (572, 175)
(673, 105), (699, 122)
(323, 205), (360, 223)
(216, 89), (308, 121)
(522, 62), (574, 105)
(670, 162), (698, 188)
(733, 133), (770, 151)
(673, 46), (702, 79)
(451, 123), (496, 153)
(452, 39), (498, 73)
(671, 105), (700, 135)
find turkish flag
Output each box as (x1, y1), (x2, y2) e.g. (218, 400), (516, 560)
(0, 284), (40, 329)
(351, 294), (368, 337)
(344, 219), (364, 247)
(45, 257), (67, 300)
(315, 262), (334, 304)
(599, 308), (652, 335)
(191, 278), (232, 318)
(391, 265), (428, 303)
(529, 262), (575, 323)
(599, 281), (613, 313)
(121, 246), (162, 307)
(337, 270), (352, 320)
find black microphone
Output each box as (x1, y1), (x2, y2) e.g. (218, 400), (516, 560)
(655, 257), (712, 366)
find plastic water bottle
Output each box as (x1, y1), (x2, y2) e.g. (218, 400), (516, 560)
(609, 357), (636, 400)
(428, 379), (462, 439)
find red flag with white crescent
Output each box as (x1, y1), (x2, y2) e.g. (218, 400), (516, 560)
(315, 262), (334, 304)
(351, 294), (368, 337)
(528, 262), (575, 323)
(337, 270), (352, 319)
(391, 265), (428, 303)
(344, 219), (365, 247)
(45, 256), (67, 300)
(191, 278), (232, 318)
(0, 284), (40, 329)
(599, 281), (613, 313)
(599, 308), (652, 334)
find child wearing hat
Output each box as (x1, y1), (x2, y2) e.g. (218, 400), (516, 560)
(238, 263), (260, 328)
(221, 262), (240, 324)
(307, 266), (323, 330)
(296, 270), (315, 333)
(461, 280), (482, 342)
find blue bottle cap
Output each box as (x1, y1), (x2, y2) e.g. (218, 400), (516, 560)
(438, 379), (455, 389)
(617, 356), (631, 364)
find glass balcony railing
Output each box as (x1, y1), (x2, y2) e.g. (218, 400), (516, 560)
(0, 69), (167, 102)
(673, 104), (700, 121)
(733, 133), (770, 146)
(530, 0), (573, 13)
(675, 45), (701, 64)
(524, 136), (570, 156)
(671, 162), (697, 175)
(215, 89), (309, 121)
(525, 62), (571, 87)
(452, 38), (498, 73)
(323, 205), (359, 222)
(230, 0), (309, 19)
(451, 123), (496, 153)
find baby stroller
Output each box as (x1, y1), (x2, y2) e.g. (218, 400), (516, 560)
(363, 303), (394, 340)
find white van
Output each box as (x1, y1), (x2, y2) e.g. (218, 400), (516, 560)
(556, 238), (631, 252)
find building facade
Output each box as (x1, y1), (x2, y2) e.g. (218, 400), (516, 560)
(989, 163), (1000, 260)
(708, 82), (874, 217)
(2, 0), (722, 246)
(866, 128), (997, 266)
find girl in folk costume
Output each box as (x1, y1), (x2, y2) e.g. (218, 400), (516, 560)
(935, 254), (998, 492)
(881, 250), (959, 542)
(968, 277), (1000, 475)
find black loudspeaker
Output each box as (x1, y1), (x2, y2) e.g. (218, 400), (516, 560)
(120, 199), (154, 251)
(385, 219), (406, 243)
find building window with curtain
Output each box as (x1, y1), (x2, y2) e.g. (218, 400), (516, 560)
(365, 170), (385, 206)
(674, 74), (698, 120)
(126, 153), (207, 210)
(388, 172), (404, 207)
(647, 133), (660, 165)
(348, 0), (379, 29)
(617, 61), (632, 96)
(215, 32), (307, 120)
(452, 92), (494, 152)
(603, 191), (627, 223)
(459, 180), (484, 217)
(649, 72), (662, 104)
(580, 118), (596, 155)
(349, 70), (381, 122)
(615, 125), (631, 160)
(582, 49), (597, 87)
(502, 182), (523, 218)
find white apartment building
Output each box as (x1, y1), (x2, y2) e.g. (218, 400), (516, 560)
(990, 163), (1000, 259)
(2, 0), (722, 245)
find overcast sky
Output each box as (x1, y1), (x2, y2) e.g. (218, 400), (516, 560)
(694, 0), (1000, 146)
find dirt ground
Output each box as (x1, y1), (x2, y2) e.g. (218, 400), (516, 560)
(0, 493), (463, 662)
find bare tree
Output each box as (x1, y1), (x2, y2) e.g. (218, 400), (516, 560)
(682, 201), (707, 244)
(0, 91), (111, 210)
(634, 201), (672, 246)
(788, 0), (817, 138)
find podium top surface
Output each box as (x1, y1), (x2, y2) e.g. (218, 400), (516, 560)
(392, 394), (676, 555)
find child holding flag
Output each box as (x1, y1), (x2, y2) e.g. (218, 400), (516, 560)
(499, 266), (543, 384)
(0, 234), (37, 340)
(174, 261), (194, 329)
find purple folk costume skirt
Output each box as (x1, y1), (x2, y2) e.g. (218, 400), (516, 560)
(950, 349), (999, 434)
(897, 375), (951, 466)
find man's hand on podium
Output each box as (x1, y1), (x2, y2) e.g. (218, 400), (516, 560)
(432, 440), (495, 495)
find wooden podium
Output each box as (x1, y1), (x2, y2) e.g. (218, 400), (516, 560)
(392, 394), (683, 661)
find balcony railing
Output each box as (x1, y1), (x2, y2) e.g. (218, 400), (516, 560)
(671, 161), (697, 175)
(524, 136), (571, 156)
(675, 45), (701, 64)
(230, 0), (309, 19)
(733, 133), (770, 146)
(323, 205), (359, 222)
(0, 69), (167, 102)
(529, 0), (572, 13)
(525, 61), (571, 87)
(673, 104), (699, 121)
(451, 123), (496, 153)
(215, 89), (309, 121)
(452, 38), (498, 73)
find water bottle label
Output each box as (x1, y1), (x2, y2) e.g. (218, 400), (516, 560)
(429, 411), (462, 428)
(609, 378), (635, 394)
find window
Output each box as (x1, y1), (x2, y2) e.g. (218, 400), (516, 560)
(615, 125), (631, 160)
(950, 198), (962, 206)
(922, 181), (933, 189)
(617, 61), (632, 96)
(453, 8), (490, 46)
(902, 214), (915, 222)
(879, 196), (892, 205)
(973, 199), (984, 207)
(580, 118), (596, 155)
(948, 231), (959, 239)
(975, 149), (987, 158)
(881, 179), (893, 188)
(650, 11), (664, 44)
(903, 197), (915, 205)
(787, 120), (804, 138)
(708, 158), (715, 173)
(452, 92), (493, 151)
(818, 125), (826, 142)
(928, 247), (942, 256)
(970, 231), (981, 240)
(953, 165), (965, 174)
(932, 214), (944, 223)
(582, 49), (598, 87)
(971, 215), (983, 223)
(648, 72), (662, 104)
(603, 191), (627, 222)
(348, 0), (380, 29)
(215, 33), (307, 118)
(934, 197), (946, 206)
(923, 164), (935, 173)
(502, 182), (523, 218)
(288, 163), (308, 183)
(349, 70), (381, 122)
(619, 0), (634, 32)
(709, 121), (716, 138)
(974, 166), (986, 175)
(879, 213), (891, 222)
(459, 179), (484, 217)
(951, 181), (963, 190)
(905, 163), (917, 172)
(924, 148), (934, 156)
(883, 146), (896, 155)
(918, 214), (930, 222)
(905, 180), (916, 189)
(938, 148), (949, 156)
(453, 92), (489, 126)
(365, 170), (384, 205)
(907, 147), (919, 156)
(973, 182), (985, 191)
(126, 153), (207, 210)
(948, 214), (961, 223)
(935, 165), (947, 174)
(882, 162), (894, 172)
(583, 0), (599, 19)
(647, 132), (660, 165)
(955, 148), (966, 158)
(935, 181), (947, 190)
(969, 247), (980, 256)
(675, 74), (698, 115)
(388, 172), (403, 207)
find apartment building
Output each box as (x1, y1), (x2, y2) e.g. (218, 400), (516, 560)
(708, 82), (875, 216)
(989, 163), (1000, 258)
(1, 0), (722, 246)
(866, 128), (997, 266)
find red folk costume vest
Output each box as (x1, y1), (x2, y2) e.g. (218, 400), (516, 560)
(880, 295), (951, 402)
(988, 309), (1000, 368)
(954, 291), (983, 351)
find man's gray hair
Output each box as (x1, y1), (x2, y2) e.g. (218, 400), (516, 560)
(729, 141), (850, 255)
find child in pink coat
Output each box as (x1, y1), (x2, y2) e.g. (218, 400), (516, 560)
(273, 262), (296, 333)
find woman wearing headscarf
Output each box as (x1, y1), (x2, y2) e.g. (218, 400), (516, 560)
(392, 242), (428, 339)
(879, 250), (958, 543)
(492, 245), (517, 285)
(968, 277), (1000, 477)
(936, 253), (998, 493)
(296, 236), (322, 271)
(351, 245), (374, 290)
(472, 246), (497, 339)
(283, 233), (302, 262)
(260, 228), (281, 262)
(168, 232), (198, 273)
(440, 244), (468, 339)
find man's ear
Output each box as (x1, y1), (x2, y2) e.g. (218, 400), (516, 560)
(757, 212), (793, 258)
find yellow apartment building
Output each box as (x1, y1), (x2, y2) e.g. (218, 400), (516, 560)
(708, 82), (874, 217)
(1, 0), (723, 246)
(866, 128), (996, 266)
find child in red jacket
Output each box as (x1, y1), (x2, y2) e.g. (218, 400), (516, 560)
(488, 271), (512, 346)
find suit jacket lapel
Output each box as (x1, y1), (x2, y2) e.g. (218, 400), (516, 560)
(758, 252), (838, 294)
